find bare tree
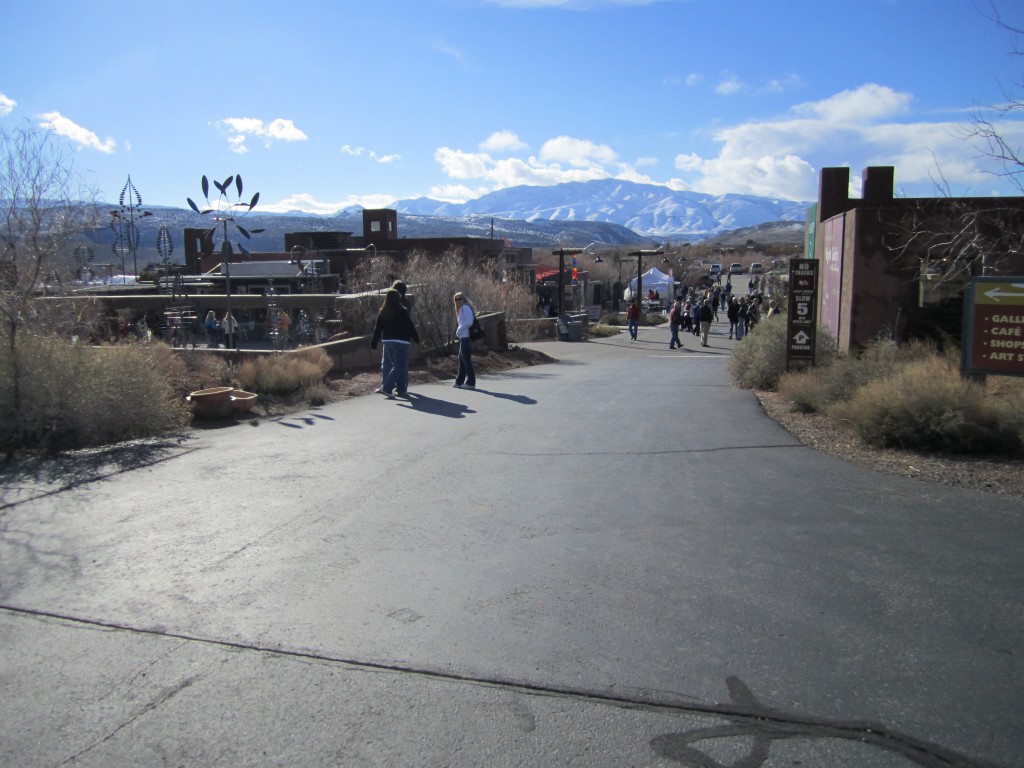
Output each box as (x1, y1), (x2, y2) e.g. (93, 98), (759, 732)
(882, 7), (1024, 284)
(969, 3), (1024, 193)
(0, 126), (94, 444)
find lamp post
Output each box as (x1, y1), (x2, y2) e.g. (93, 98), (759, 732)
(551, 243), (601, 315)
(628, 248), (664, 314)
(551, 247), (583, 316)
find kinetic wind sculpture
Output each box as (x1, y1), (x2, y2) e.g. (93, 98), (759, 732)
(109, 175), (152, 281)
(156, 223), (173, 268)
(186, 175), (263, 341)
(73, 245), (94, 283)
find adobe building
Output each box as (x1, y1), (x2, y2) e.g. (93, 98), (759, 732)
(810, 166), (1024, 351)
(182, 208), (535, 296)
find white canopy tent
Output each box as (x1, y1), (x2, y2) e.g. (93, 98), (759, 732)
(625, 267), (675, 301)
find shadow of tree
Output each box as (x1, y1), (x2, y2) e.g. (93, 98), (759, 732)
(0, 437), (195, 512)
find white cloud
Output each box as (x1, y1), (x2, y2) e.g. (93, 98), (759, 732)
(484, 0), (674, 7)
(346, 145), (405, 166)
(795, 83), (911, 122)
(539, 136), (617, 167)
(434, 135), (656, 198)
(480, 130), (528, 153)
(671, 83), (1010, 200)
(0, 93), (15, 117)
(342, 144), (402, 164)
(685, 73), (703, 87)
(260, 192), (396, 215)
(427, 184), (491, 203)
(716, 75), (743, 96)
(761, 74), (804, 94)
(216, 117), (308, 154)
(431, 39), (467, 66)
(37, 112), (116, 153)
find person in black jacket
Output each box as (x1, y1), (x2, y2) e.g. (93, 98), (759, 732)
(698, 298), (714, 347)
(727, 296), (740, 339)
(370, 288), (420, 398)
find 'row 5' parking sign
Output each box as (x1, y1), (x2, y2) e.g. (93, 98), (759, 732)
(786, 259), (819, 369)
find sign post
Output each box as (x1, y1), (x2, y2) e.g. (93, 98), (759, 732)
(786, 259), (819, 371)
(962, 276), (1024, 379)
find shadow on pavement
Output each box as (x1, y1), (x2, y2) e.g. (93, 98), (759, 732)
(397, 393), (476, 418)
(469, 388), (537, 405)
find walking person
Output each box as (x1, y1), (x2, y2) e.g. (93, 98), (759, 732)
(626, 299), (639, 341)
(370, 288), (420, 398)
(668, 299), (684, 349)
(727, 296), (739, 339)
(746, 296), (760, 334)
(698, 298), (714, 347)
(221, 311), (239, 349)
(204, 310), (221, 347)
(453, 291), (476, 390)
(736, 296), (748, 341)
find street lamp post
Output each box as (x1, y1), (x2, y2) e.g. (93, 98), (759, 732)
(551, 247), (583, 316)
(628, 248), (664, 315)
(551, 243), (601, 316)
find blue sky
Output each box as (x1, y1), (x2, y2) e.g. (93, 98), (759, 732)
(2, 0), (1023, 213)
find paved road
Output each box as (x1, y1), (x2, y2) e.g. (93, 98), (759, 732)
(1, 319), (1022, 767)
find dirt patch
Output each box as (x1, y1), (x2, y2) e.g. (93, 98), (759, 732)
(755, 389), (1024, 500)
(252, 345), (556, 417)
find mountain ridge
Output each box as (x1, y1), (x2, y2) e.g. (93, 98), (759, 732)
(390, 179), (811, 239)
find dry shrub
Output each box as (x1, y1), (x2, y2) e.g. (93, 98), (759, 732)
(0, 336), (189, 452)
(729, 319), (837, 391)
(779, 338), (936, 413)
(832, 356), (1024, 454)
(177, 347), (233, 391)
(235, 348), (332, 394)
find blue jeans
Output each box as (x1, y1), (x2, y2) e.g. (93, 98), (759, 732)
(380, 341), (410, 394)
(736, 318), (746, 340)
(669, 324), (681, 347)
(456, 337), (475, 387)
(628, 319), (638, 339)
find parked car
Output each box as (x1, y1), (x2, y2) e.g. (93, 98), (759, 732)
(750, 263), (764, 275)
(709, 263), (723, 277)
(729, 262), (744, 275)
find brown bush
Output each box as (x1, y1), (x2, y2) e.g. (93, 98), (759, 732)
(235, 348), (333, 395)
(831, 356), (1024, 454)
(0, 337), (189, 452)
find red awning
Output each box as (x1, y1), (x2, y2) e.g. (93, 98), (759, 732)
(534, 264), (560, 281)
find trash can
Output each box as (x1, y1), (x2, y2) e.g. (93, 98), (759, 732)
(567, 320), (583, 341)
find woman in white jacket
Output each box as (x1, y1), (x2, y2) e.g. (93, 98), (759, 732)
(453, 292), (476, 389)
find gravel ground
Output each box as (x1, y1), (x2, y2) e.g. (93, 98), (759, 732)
(755, 389), (1024, 501)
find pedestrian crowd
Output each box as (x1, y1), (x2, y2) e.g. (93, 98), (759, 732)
(641, 278), (783, 351)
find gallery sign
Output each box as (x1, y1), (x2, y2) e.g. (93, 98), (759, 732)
(962, 276), (1024, 378)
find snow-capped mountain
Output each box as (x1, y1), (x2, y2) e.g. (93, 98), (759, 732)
(393, 179), (811, 239)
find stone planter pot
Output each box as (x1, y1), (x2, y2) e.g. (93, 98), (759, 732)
(230, 389), (258, 414)
(187, 386), (235, 419)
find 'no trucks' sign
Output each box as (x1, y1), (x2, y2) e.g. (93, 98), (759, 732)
(963, 277), (1024, 378)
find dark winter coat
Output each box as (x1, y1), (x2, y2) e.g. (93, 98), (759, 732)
(370, 307), (419, 349)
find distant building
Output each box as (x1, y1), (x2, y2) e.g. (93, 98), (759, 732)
(182, 208), (535, 296)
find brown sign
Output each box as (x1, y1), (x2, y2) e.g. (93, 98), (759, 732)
(786, 259), (819, 366)
(964, 277), (1024, 378)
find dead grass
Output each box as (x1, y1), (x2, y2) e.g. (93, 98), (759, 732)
(756, 388), (1024, 500)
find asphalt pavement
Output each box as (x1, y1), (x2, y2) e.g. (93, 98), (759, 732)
(1, 317), (1022, 767)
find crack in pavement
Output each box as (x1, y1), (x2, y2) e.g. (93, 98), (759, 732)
(497, 443), (804, 457)
(2, 605), (1000, 768)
